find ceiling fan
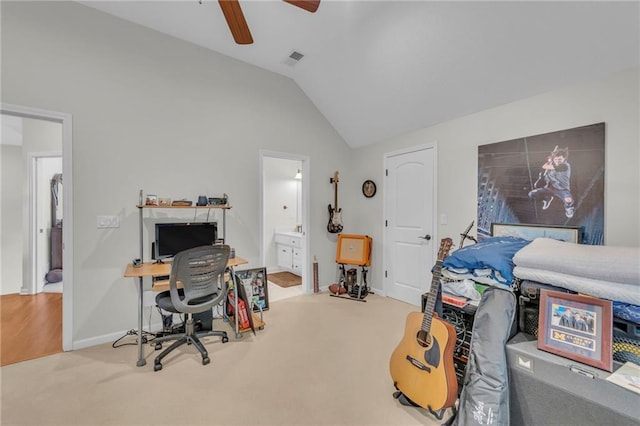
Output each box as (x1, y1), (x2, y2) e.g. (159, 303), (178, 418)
(218, 0), (320, 45)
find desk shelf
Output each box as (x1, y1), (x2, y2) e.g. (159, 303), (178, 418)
(136, 202), (231, 260)
(130, 193), (252, 366)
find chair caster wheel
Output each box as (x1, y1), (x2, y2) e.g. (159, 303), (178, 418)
(222, 336), (229, 343)
(202, 357), (210, 366)
(154, 363), (162, 371)
(155, 343), (162, 350)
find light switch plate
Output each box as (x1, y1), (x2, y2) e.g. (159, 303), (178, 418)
(97, 215), (119, 228)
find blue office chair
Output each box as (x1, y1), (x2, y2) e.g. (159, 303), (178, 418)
(153, 245), (230, 371)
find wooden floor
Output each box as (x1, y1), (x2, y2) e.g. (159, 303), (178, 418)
(0, 293), (62, 366)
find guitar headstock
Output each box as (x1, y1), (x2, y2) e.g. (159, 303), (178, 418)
(330, 171), (339, 184)
(437, 238), (453, 261)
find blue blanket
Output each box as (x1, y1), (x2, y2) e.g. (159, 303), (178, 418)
(442, 236), (531, 284)
(613, 302), (640, 325)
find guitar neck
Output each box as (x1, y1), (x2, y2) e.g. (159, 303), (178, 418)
(422, 259), (443, 331)
(330, 172), (340, 211)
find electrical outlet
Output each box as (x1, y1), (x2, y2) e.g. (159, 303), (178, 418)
(97, 215), (120, 228)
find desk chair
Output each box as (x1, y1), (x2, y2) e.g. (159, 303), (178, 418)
(153, 245), (230, 371)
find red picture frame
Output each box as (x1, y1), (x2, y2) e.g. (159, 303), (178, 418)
(538, 290), (613, 371)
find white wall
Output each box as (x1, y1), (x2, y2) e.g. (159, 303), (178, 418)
(2, 2), (352, 345)
(352, 67), (640, 296)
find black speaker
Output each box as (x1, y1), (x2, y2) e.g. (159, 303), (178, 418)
(507, 334), (639, 425)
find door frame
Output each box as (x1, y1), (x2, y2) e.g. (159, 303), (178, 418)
(259, 150), (310, 294)
(382, 142), (438, 302)
(1, 103), (74, 352)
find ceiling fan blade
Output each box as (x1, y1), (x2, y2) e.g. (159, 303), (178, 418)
(283, 0), (320, 13)
(218, 0), (253, 45)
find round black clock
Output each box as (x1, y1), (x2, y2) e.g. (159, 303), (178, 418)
(362, 180), (376, 198)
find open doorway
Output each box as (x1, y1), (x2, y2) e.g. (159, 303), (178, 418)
(260, 151), (310, 302)
(34, 155), (63, 294)
(1, 104), (73, 359)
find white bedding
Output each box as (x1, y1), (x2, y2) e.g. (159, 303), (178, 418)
(513, 238), (640, 285)
(513, 266), (640, 305)
(441, 267), (509, 288)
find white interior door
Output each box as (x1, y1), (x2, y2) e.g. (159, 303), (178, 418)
(384, 144), (437, 306)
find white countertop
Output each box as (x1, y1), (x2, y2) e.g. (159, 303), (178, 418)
(275, 231), (304, 238)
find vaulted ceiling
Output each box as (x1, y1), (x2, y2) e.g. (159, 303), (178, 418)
(80, 1), (640, 148)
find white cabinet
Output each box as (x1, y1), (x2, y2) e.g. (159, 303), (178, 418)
(275, 232), (303, 275)
(277, 245), (292, 269)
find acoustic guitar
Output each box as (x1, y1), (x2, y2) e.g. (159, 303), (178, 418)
(327, 171), (343, 233)
(389, 238), (458, 411)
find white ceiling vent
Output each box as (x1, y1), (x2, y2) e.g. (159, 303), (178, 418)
(283, 50), (305, 67)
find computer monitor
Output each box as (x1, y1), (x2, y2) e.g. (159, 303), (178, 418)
(154, 222), (218, 260)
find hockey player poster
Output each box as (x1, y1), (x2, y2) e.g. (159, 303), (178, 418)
(477, 123), (605, 245)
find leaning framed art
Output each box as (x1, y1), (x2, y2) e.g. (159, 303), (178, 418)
(491, 223), (582, 243)
(235, 267), (269, 312)
(538, 290), (613, 371)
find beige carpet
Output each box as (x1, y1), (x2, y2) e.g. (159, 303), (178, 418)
(0, 293), (446, 426)
(267, 271), (302, 288)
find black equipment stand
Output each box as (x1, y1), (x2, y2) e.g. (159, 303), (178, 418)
(329, 264), (372, 302)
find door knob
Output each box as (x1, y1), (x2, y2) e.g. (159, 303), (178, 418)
(419, 234), (431, 241)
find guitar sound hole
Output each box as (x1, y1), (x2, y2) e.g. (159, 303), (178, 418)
(416, 330), (432, 348)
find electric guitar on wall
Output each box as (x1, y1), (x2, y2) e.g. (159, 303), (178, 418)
(327, 171), (343, 233)
(389, 238), (458, 412)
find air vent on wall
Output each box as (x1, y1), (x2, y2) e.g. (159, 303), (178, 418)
(283, 50), (305, 67)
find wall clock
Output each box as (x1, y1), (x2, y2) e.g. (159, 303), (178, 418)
(362, 180), (376, 198)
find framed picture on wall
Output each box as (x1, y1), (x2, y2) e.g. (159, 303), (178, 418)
(235, 267), (269, 312)
(477, 122), (605, 244)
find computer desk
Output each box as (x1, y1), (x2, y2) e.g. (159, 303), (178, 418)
(124, 256), (248, 367)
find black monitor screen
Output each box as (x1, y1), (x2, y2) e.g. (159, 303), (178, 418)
(154, 222), (217, 260)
